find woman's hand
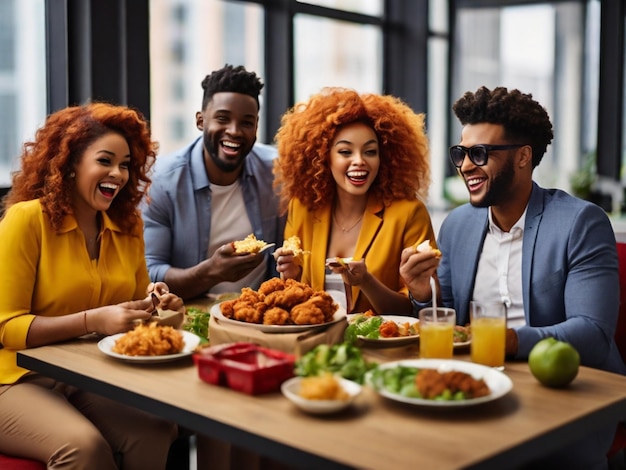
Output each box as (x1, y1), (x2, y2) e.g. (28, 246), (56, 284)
(87, 299), (154, 336)
(274, 247), (303, 280)
(328, 259), (368, 286)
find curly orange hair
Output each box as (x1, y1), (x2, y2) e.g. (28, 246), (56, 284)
(2, 102), (157, 233)
(273, 87), (430, 213)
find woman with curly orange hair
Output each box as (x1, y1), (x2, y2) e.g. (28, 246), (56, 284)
(0, 103), (181, 468)
(273, 87), (437, 315)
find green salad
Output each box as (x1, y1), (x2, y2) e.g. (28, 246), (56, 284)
(344, 314), (384, 344)
(295, 342), (378, 384)
(184, 307), (211, 344)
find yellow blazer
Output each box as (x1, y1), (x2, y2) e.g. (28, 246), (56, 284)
(285, 196), (436, 313)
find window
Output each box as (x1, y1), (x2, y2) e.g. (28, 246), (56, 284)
(449, 2), (597, 203)
(0, 0), (46, 187)
(297, 0), (383, 16)
(293, 14), (382, 102)
(150, 0), (264, 155)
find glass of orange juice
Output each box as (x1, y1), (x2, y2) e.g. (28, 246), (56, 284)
(418, 307), (456, 359)
(470, 301), (506, 369)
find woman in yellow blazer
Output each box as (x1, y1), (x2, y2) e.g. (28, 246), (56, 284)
(273, 88), (436, 315)
(0, 103), (182, 468)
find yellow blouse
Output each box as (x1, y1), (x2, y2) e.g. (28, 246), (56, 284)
(285, 196), (437, 314)
(0, 199), (150, 383)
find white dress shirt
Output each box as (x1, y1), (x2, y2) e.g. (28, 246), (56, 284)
(472, 207), (527, 327)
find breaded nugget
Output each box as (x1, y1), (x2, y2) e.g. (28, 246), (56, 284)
(258, 277), (286, 296)
(264, 281), (312, 309)
(220, 299), (237, 318)
(306, 291), (338, 322)
(239, 287), (264, 304)
(263, 307), (292, 325)
(290, 299), (325, 325)
(233, 301), (265, 324)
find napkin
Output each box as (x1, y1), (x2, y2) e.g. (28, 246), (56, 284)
(208, 315), (348, 356)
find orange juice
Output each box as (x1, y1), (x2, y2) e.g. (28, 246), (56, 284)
(471, 317), (506, 367)
(420, 323), (454, 359)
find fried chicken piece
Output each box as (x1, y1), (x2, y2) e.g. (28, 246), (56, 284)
(443, 371), (490, 398)
(290, 299), (326, 325)
(379, 320), (400, 338)
(232, 301), (266, 324)
(415, 369), (490, 399)
(263, 307), (292, 325)
(305, 291), (338, 322)
(415, 368), (448, 399)
(258, 277), (286, 296)
(220, 299), (237, 318)
(264, 280), (313, 309)
(239, 287), (264, 304)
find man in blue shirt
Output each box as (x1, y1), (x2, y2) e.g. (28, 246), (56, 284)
(400, 86), (624, 469)
(142, 65), (284, 300)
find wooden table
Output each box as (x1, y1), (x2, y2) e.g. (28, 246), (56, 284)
(16, 339), (626, 470)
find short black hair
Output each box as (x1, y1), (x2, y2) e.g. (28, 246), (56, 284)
(201, 64), (263, 110)
(452, 86), (554, 168)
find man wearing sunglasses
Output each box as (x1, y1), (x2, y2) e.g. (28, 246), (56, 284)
(400, 86), (625, 469)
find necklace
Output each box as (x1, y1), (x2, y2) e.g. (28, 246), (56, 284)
(333, 211), (363, 233)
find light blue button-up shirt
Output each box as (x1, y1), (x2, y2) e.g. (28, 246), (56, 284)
(141, 136), (285, 286)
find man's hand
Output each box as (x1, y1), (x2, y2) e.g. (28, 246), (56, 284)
(205, 242), (264, 283)
(399, 246), (441, 302)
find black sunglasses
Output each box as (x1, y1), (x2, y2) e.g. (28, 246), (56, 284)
(449, 144), (526, 168)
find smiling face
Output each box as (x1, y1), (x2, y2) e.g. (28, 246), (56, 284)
(71, 132), (130, 217)
(329, 122), (380, 198)
(196, 92), (258, 184)
(458, 123), (527, 209)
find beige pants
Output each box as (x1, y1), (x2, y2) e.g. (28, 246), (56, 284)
(0, 373), (178, 469)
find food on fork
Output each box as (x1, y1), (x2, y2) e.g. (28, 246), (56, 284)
(277, 235), (310, 264)
(415, 239), (441, 258)
(232, 234), (269, 254)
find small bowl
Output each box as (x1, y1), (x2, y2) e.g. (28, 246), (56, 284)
(281, 376), (362, 414)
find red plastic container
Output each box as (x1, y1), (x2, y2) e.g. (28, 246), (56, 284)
(193, 342), (295, 395)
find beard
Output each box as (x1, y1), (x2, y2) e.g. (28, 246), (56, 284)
(203, 128), (254, 173)
(469, 157), (515, 208)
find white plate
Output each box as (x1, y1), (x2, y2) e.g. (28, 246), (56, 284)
(98, 330), (201, 364)
(281, 376), (362, 414)
(210, 302), (347, 334)
(347, 314), (420, 346)
(454, 340), (471, 349)
(368, 359), (512, 407)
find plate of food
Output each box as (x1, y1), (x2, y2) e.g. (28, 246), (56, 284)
(346, 313), (419, 346)
(367, 358), (512, 408)
(211, 302), (347, 334)
(210, 278), (348, 333)
(98, 325), (201, 364)
(453, 325), (471, 349)
(281, 374), (362, 414)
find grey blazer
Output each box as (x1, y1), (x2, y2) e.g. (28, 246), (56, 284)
(438, 182), (626, 374)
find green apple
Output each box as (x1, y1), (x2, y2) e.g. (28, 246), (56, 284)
(528, 337), (580, 388)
